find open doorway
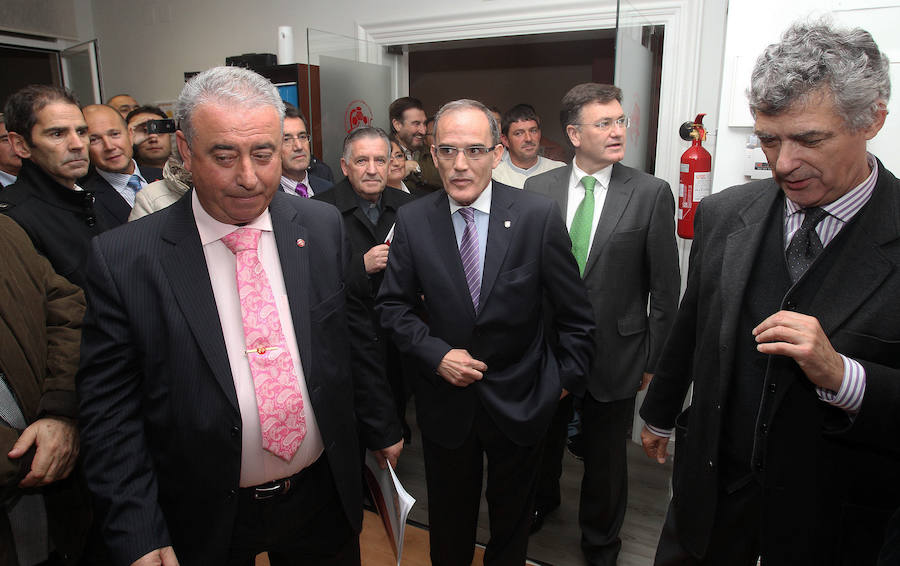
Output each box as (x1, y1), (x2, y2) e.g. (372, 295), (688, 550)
(406, 26), (663, 173)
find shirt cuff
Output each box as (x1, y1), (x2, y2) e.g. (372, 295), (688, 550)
(645, 423), (674, 438)
(816, 355), (866, 414)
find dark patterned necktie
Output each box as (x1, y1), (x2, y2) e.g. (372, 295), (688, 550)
(458, 207), (481, 311)
(785, 206), (828, 283)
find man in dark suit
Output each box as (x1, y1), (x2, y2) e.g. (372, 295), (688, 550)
(314, 126), (414, 439)
(377, 99), (595, 566)
(525, 83), (680, 562)
(0, 85), (109, 289)
(81, 104), (148, 227)
(280, 104), (331, 197)
(76, 66), (403, 566)
(640, 21), (899, 565)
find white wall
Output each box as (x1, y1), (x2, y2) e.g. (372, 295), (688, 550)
(712, 0), (900, 193)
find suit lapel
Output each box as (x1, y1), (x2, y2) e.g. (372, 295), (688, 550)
(480, 184), (518, 310)
(429, 192), (476, 317)
(807, 168), (900, 335)
(269, 195), (315, 383)
(718, 184), (782, 395)
(583, 163), (633, 277)
(159, 194), (239, 411)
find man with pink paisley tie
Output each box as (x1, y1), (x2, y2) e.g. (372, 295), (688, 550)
(76, 66), (403, 566)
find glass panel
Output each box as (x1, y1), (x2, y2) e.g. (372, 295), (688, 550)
(307, 28), (399, 177)
(61, 40), (101, 105)
(614, 0), (662, 174)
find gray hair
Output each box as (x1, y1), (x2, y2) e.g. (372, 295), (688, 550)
(341, 126), (390, 162)
(433, 99), (501, 147)
(749, 20), (891, 131)
(175, 66), (285, 145)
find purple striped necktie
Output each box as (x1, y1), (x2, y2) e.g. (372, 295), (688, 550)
(458, 207), (481, 311)
(295, 182), (309, 198)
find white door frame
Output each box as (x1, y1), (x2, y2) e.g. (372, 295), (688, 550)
(357, 0), (708, 191)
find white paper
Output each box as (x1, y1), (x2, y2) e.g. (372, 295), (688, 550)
(364, 451), (415, 566)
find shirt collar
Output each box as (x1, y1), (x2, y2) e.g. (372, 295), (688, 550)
(449, 181), (492, 216)
(192, 190), (273, 246)
(0, 169), (17, 187)
(784, 153), (878, 222)
(96, 160), (144, 191)
(502, 151), (544, 176)
(570, 160), (613, 191)
(281, 173), (310, 192)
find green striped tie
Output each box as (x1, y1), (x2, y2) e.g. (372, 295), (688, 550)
(570, 175), (596, 275)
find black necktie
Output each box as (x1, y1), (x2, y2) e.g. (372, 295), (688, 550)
(785, 207), (828, 283)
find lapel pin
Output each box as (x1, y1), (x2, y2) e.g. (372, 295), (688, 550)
(296, 238), (306, 247)
(504, 220), (511, 229)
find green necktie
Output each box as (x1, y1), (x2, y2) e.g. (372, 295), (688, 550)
(570, 175), (596, 276)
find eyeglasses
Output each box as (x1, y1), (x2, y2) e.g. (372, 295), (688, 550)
(283, 133), (310, 143)
(573, 117), (631, 131)
(434, 145), (497, 160)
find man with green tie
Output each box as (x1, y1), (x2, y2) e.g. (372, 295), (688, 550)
(524, 83), (680, 564)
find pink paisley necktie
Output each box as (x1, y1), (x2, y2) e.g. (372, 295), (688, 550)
(221, 227), (306, 461)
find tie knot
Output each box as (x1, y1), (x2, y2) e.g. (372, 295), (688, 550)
(295, 182), (308, 198)
(127, 174), (143, 191)
(581, 175), (597, 192)
(801, 207), (827, 228)
(459, 207), (475, 224)
(221, 227), (261, 254)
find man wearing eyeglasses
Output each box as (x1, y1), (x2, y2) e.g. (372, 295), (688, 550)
(280, 104), (332, 197)
(377, 99), (595, 566)
(524, 83), (680, 566)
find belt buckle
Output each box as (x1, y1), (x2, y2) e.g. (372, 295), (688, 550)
(252, 478), (291, 500)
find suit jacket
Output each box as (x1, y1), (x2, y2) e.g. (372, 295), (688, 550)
(640, 161), (900, 564)
(76, 191), (401, 566)
(525, 162), (680, 401)
(376, 182), (595, 448)
(80, 168), (132, 228)
(0, 216), (90, 566)
(308, 173), (333, 195)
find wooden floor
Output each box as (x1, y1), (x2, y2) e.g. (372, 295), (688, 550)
(391, 400), (674, 566)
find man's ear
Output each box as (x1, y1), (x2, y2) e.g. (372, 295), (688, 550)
(8, 131), (31, 160)
(175, 130), (192, 172)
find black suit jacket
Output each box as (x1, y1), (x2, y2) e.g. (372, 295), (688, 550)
(76, 191), (400, 566)
(376, 182), (595, 448)
(313, 179), (414, 305)
(525, 162), (680, 401)
(80, 169), (132, 228)
(641, 161), (900, 563)
(308, 173), (333, 195)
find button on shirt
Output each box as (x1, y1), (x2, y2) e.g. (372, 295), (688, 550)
(565, 161), (613, 251)
(449, 182), (492, 280)
(96, 161), (146, 207)
(192, 191), (324, 486)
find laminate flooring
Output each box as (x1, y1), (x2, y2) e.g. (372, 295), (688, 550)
(393, 399), (674, 566)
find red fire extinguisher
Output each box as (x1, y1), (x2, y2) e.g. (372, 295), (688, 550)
(677, 113), (712, 239)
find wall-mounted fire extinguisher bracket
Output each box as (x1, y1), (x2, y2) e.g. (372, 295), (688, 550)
(677, 113), (712, 239)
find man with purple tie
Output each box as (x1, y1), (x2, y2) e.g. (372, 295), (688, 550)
(279, 104), (331, 198)
(377, 99), (594, 566)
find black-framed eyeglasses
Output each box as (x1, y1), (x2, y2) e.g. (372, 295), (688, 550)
(573, 117), (631, 131)
(434, 144), (497, 160)
(283, 133), (310, 143)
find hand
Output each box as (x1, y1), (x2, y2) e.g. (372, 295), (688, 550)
(559, 388), (570, 400)
(437, 349), (487, 387)
(374, 440), (404, 470)
(363, 244), (390, 274)
(753, 310), (844, 391)
(640, 425), (669, 464)
(8, 417), (79, 488)
(131, 546), (179, 566)
(639, 372), (654, 391)
(403, 160), (419, 176)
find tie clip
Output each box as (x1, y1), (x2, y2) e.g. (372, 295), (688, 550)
(246, 346), (280, 355)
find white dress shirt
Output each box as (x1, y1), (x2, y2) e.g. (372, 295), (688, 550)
(192, 192), (324, 486)
(565, 160), (613, 256)
(281, 172), (315, 197)
(97, 160), (147, 207)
